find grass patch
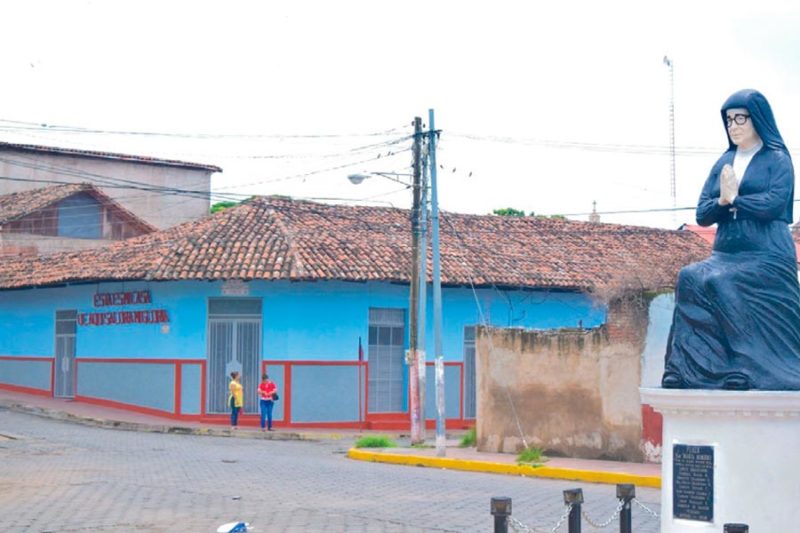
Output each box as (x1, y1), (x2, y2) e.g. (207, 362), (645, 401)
(411, 442), (434, 448)
(459, 427), (477, 448)
(516, 446), (548, 466)
(354, 435), (397, 448)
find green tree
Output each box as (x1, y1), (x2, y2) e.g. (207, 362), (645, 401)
(492, 207), (526, 217)
(210, 201), (239, 214)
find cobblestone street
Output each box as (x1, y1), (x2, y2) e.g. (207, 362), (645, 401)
(0, 409), (661, 532)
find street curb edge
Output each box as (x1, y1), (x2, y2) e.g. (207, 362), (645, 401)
(346, 448), (662, 489)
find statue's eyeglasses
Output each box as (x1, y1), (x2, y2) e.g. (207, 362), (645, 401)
(726, 114), (751, 127)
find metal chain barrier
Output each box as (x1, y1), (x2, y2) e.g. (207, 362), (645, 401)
(508, 516), (536, 533)
(580, 499), (624, 529)
(632, 498), (660, 519)
(507, 503), (573, 533)
(549, 503), (574, 533)
(492, 488), (661, 533)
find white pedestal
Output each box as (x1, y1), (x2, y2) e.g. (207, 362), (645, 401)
(640, 388), (800, 532)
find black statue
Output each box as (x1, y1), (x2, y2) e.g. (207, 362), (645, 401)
(662, 89), (800, 390)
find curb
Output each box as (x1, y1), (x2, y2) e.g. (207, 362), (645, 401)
(0, 399), (348, 441)
(347, 448), (662, 489)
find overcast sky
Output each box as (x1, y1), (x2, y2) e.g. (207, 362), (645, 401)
(2, 0), (799, 228)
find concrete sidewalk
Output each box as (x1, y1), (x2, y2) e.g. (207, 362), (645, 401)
(0, 389), (661, 488)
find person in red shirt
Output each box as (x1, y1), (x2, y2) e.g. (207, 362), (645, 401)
(258, 373), (278, 431)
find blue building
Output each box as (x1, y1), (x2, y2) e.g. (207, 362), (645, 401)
(0, 197), (706, 429)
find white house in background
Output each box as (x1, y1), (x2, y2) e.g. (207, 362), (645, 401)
(0, 142), (221, 229)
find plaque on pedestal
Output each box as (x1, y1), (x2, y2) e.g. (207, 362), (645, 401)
(672, 444), (713, 522)
(641, 388), (800, 532)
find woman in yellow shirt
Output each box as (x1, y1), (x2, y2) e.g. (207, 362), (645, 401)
(228, 371), (244, 428)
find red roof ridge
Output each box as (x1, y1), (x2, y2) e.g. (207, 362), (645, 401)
(266, 206), (307, 278)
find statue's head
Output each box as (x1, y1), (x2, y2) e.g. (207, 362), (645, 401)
(720, 89), (787, 153)
(724, 107), (761, 150)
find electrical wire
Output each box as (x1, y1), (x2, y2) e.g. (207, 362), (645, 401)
(0, 118), (412, 140)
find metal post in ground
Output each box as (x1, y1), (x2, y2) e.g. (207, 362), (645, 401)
(724, 525), (749, 533)
(616, 484), (635, 533)
(490, 497), (511, 533)
(563, 489), (583, 533)
(407, 116), (424, 445)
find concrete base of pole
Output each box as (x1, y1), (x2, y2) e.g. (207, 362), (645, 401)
(641, 388), (800, 532)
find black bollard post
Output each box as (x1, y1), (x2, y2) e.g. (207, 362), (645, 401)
(723, 525), (749, 533)
(490, 497), (512, 533)
(616, 484), (635, 533)
(563, 488), (583, 533)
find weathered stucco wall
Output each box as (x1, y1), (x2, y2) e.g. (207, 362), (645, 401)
(476, 295), (649, 461)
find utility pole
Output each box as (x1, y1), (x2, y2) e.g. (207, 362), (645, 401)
(408, 116), (424, 444)
(417, 130), (429, 443)
(428, 109), (446, 456)
(663, 55), (676, 224)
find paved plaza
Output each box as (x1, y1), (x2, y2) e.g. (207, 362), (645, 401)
(0, 408), (661, 532)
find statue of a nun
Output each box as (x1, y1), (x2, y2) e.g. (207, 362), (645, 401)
(662, 89), (800, 390)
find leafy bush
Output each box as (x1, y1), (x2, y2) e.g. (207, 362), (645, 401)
(459, 427), (477, 448)
(354, 435), (397, 448)
(516, 446), (547, 465)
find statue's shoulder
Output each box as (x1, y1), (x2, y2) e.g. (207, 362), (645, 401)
(758, 149), (794, 173)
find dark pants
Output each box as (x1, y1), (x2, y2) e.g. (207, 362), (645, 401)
(259, 399), (274, 429)
(230, 397), (241, 426)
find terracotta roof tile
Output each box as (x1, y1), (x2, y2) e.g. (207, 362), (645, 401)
(0, 196), (711, 292)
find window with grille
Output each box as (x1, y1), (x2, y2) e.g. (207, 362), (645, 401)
(367, 308), (405, 413)
(464, 326), (477, 419)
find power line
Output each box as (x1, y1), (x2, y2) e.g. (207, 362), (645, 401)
(559, 199), (800, 218)
(558, 205), (696, 217)
(449, 131), (800, 159)
(0, 118), (412, 140)
(1, 127), (415, 161)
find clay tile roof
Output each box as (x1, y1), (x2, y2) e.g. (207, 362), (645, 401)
(0, 196), (711, 292)
(0, 182), (157, 232)
(0, 141), (222, 172)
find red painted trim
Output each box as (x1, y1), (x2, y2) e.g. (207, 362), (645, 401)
(0, 382), (53, 397)
(1, 382), (469, 430)
(73, 357), (79, 399)
(261, 362), (286, 423)
(459, 363), (464, 420)
(272, 421), (372, 429)
(76, 358), (205, 364)
(0, 355), (55, 362)
(369, 418), (469, 431)
(365, 412), (408, 421)
(269, 360), (362, 366)
(8, 356), (470, 430)
(196, 414), (283, 428)
(75, 395), (180, 419)
(0, 356), (55, 396)
(358, 361), (366, 430)
(283, 363), (292, 423)
(200, 361), (207, 416)
(364, 361), (370, 417)
(174, 362), (182, 415)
